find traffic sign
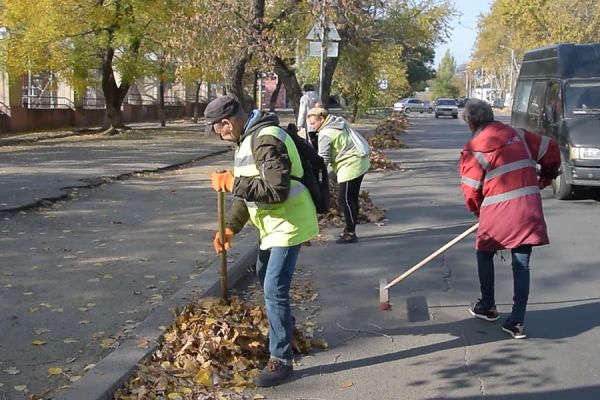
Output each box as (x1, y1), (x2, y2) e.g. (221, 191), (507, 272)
(309, 41), (339, 57)
(306, 19), (341, 42)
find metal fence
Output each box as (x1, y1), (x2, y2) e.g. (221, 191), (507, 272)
(21, 96), (75, 109)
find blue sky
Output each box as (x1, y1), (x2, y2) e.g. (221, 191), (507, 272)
(433, 0), (492, 67)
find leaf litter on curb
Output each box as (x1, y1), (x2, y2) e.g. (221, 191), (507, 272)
(116, 272), (326, 399)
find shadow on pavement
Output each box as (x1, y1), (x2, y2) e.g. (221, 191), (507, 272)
(428, 385), (600, 400)
(294, 301), (600, 392)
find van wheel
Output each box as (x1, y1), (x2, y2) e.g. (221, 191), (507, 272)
(404, 108), (412, 114)
(552, 171), (575, 200)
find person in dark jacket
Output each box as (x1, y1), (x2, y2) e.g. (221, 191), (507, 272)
(460, 99), (560, 339)
(205, 96), (318, 386)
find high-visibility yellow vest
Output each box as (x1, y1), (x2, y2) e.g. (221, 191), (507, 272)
(234, 126), (318, 249)
(319, 125), (370, 183)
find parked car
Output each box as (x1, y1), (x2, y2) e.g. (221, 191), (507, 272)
(457, 97), (469, 107)
(511, 43), (600, 200)
(434, 98), (459, 118)
(393, 98), (433, 114)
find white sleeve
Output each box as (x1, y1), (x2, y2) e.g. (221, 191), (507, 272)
(297, 96), (307, 127)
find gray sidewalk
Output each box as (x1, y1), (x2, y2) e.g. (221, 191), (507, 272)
(0, 124), (256, 399)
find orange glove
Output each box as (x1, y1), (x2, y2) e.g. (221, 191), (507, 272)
(213, 228), (234, 253)
(211, 170), (235, 192)
(538, 177), (552, 189)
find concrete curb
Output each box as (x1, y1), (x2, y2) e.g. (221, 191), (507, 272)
(56, 235), (259, 400)
(0, 148), (231, 213)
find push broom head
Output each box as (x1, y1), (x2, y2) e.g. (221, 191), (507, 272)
(379, 278), (391, 311)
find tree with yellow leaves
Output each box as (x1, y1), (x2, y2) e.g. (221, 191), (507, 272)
(0, 0), (171, 133)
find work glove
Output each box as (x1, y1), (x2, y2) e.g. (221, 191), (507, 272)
(538, 177), (552, 190)
(213, 227), (234, 253)
(211, 170), (235, 192)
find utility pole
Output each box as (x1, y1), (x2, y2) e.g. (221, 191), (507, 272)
(318, 0), (327, 102)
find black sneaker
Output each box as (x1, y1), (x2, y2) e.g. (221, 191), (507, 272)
(468, 299), (500, 321)
(502, 320), (527, 339)
(254, 359), (293, 387)
(336, 232), (358, 244)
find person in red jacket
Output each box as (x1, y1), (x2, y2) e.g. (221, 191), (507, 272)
(460, 99), (560, 339)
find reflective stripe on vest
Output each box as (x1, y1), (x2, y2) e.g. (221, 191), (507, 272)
(484, 159), (536, 182)
(246, 183), (307, 209)
(515, 128), (532, 159)
(538, 136), (550, 161)
(481, 185), (539, 206)
(461, 176), (482, 190)
(471, 151), (489, 170)
(234, 126), (303, 178)
(233, 125), (305, 205)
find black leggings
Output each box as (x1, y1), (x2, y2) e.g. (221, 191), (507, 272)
(338, 174), (365, 234)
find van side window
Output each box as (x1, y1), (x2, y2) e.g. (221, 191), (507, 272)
(513, 81), (533, 112)
(544, 81), (562, 124)
(528, 81), (547, 116)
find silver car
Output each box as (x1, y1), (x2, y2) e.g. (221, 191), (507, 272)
(393, 98), (433, 114)
(434, 98), (459, 119)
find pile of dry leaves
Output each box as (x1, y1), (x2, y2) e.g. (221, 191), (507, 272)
(373, 112), (409, 136)
(318, 182), (386, 228)
(115, 293), (326, 400)
(369, 149), (400, 172)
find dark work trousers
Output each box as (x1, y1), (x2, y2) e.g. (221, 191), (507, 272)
(338, 173), (365, 234)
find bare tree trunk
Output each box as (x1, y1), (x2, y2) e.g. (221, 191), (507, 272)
(158, 78), (166, 127)
(101, 46), (130, 134)
(225, 52), (251, 110)
(269, 78), (282, 112)
(351, 97), (359, 122)
(274, 57), (302, 116)
(193, 80), (201, 124)
(321, 56), (340, 109)
(252, 70), (259, 109)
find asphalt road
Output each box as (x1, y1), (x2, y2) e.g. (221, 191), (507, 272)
(0, 127), (242, 398)
(258, 112), (600, 400)
(2, 113), (600, 399)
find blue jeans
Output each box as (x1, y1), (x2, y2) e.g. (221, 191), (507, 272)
(476, 245), (532, 324)
(256, 244), (301, 364)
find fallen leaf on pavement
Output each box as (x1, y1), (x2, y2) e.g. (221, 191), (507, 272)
(340, 380), (353, 388)
(3, 367), (20, 375)
(136, 337), (150, 349)
(79, 320), (90, 325)
(63, 338), (79, 344)
(69, 375), (81, 383)
(34, 328), (51, 335)
(48, 367), (63, 375)
(32, 339), (46, 346)
(14, 385), (28, 392)
(83, 364), (96, 371)
(100, 338), (118, 348)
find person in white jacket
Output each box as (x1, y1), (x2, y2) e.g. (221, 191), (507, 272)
(296, 84), (320, 139)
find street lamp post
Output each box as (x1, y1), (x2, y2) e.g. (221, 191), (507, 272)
(499, 45), (516, 106)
